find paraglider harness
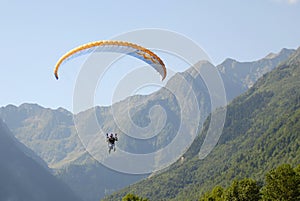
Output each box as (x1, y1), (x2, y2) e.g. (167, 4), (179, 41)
(106, 133), (118, 153)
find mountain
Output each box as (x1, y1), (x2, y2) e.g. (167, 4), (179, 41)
(218, 48), (294, 101)
(0, 104), (147, 201)
(0, 118), (83, 201)
(0, 60), (215, 201)
(0, 49), (293, 167)
(0, 48), (295, 201)
(101, 48), (300, 201)
(0, 104), (84, 168)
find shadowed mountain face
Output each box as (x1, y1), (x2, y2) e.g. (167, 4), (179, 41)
(102, 47), (300, 201)
(0, 104), (84, 168)
(0, 119), (83, 201)
(0, 48), (295, 201)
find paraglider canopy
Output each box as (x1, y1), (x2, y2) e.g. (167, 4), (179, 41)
(54, 40), (167, 80)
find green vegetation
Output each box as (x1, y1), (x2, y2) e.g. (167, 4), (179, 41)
(119, 164), (300, 201)
(200, 164), (300, 201)
(122, 193), (149, 201)
(102, 49), (300, 201)
(261, 164), (300, 201)
(200, 179), (260, 201)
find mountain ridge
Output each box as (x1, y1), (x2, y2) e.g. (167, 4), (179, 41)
(217, 48), (295, 101)
(0, 47), (296, 201)
(101, 47), (300, 201)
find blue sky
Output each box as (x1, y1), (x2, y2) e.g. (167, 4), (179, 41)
(0, 0), (300, 110)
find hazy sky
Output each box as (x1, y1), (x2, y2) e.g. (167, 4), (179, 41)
(0, 0), (299, 110)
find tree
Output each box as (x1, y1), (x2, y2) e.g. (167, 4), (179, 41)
(122, 193), (149, 201)
(225, 178), (261, 201)
(261, 164), (300, 201)
(199, 185), (225, 201)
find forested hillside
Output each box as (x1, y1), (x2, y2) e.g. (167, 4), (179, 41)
(102, 48), (300, 201)
(199, 163), (300, 200)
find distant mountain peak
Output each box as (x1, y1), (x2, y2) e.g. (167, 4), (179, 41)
(223, 58), (238, 64)
(19, 102), (43, 109)
(280, 47), (295, 54)
(215, 47), (296, 101)
(185, 60), (215, 78)
(264, 48), (295, 60)
(265, 52), (277, 59)
(288, 46), (300, 59)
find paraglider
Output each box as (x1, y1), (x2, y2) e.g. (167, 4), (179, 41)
(54, 40), (167, 80)
(106, 133), (118, 154)
(54, 40), (166, 154)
